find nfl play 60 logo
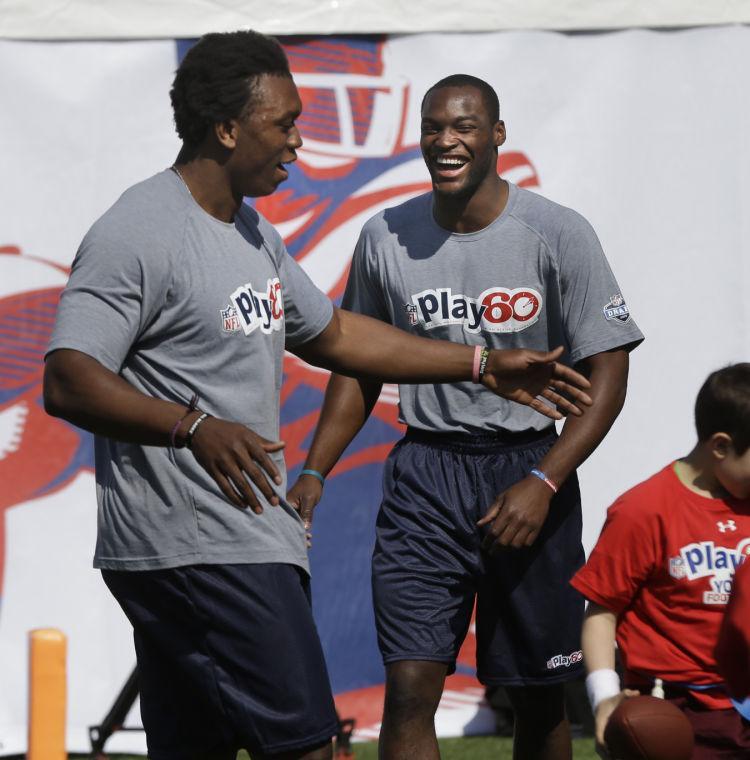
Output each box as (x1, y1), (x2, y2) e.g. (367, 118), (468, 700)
(222, 278), (284, 336)
(408, 286), (542, 334)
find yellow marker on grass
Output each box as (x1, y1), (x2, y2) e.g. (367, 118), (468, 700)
(28, 628), (67, 760)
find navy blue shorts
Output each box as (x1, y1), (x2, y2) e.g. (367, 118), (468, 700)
(102, 563), (338, 760)
(372, 428), (586, 687)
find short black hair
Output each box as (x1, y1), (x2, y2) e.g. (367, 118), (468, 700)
(170, 30), (291, 146)
(695, 363), (750, 454)
(421, 74), (500, 124)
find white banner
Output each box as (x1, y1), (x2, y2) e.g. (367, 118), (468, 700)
(2, 0), (750, 38)
(1, 26), (749, 755)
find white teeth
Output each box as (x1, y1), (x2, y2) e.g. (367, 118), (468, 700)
(436, 157), (466, 166)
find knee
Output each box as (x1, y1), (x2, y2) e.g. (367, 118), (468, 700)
(384, 661), (445, 723)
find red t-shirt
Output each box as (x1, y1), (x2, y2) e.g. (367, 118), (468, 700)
(716, 557), (750, 698)
(572, 463), (750, 709)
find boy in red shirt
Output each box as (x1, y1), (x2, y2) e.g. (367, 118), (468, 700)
(571, 363), (750, 758)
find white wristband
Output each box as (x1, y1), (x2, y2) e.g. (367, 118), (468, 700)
(586, 669), (621, 712)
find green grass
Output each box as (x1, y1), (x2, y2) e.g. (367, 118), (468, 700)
(104, 736), (599, 759)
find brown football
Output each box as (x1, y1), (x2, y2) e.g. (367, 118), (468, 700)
(604, 695), (694, 760)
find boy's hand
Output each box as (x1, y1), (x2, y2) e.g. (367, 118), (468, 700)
(594, 689), (640, 759)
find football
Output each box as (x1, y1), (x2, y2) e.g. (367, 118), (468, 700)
(604, 695), (694, 760)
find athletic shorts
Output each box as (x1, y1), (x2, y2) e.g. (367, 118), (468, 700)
(102, 563), (338, 760)
(642, 687), (750, 759)
(372, 427), (586, 686)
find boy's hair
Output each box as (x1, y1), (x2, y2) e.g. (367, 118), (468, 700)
(421, 74), (500, 124)
(170, 30), (291, 146)
(695, 363), (750, 454)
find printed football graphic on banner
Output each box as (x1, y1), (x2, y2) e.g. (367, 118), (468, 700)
(0, 247), (92, 606)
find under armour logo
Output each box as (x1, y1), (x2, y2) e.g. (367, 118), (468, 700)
(717, 520), (737, 533)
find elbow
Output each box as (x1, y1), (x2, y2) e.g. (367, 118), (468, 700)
(43, 356), (75, 419)
(43, 371), (65, 419)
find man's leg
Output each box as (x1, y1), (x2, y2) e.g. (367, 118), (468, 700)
(102, 565), (338, 760)
(474, 434), (585, 760)
(379, 660), (448, 760)
(506, 684), (571, 760)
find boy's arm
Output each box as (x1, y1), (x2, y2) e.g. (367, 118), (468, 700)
(582, 602), (639, 757)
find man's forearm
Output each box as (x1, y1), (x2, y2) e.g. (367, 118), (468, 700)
(44, 349), (192, 445)
(537, 349), (629, 485)
(294, 308), (475, 383)
(303, 374), (383, 477)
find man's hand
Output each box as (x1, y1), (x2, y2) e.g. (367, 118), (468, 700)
(482, 346), (593, 420)
(594, 690), (640, 759)
(477, 475), (553, 551)
(287, 473), (324, 530)
(188, 417), (285, 514)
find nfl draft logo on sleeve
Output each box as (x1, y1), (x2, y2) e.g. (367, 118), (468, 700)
(226, 278), (284, 336)
(603, 293), (631, 324)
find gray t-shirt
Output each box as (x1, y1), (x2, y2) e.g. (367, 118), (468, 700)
(48, 169), (333, 572)
(343, 183), (643, 434)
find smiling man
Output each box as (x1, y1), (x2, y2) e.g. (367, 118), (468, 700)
(289, 74), (644, 760)
(42, 40), (597, 760)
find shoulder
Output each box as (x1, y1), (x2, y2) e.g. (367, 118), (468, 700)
(359, 192), (432, 241)
(607, 465), (676, 522)
(84, 170), (189, 253)
(508, 185), (597, 250)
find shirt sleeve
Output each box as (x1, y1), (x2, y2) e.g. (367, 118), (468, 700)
(570, 494), (659, 615)
(557, 211), (644, 364)
(341, 226), (391, 321)
(47, 215), (171, 372)
(278, 247), (333, 349)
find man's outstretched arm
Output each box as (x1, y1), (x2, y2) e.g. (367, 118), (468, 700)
(293, 307), (592, 413)
(479, 348), (629, 551)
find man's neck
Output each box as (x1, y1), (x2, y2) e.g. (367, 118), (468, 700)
(432, 175), (508, 234)
(174, 148), (241, 223)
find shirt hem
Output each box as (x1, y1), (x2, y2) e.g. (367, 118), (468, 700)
(569, 575), (626, 615)
(568, 333), (644, 365)
(93, 550), (310, 574)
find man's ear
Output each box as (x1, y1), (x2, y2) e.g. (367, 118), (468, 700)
(494, 120), (506, 148)
(709, 432), (734, 461)
(215, 119), (239, 150)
